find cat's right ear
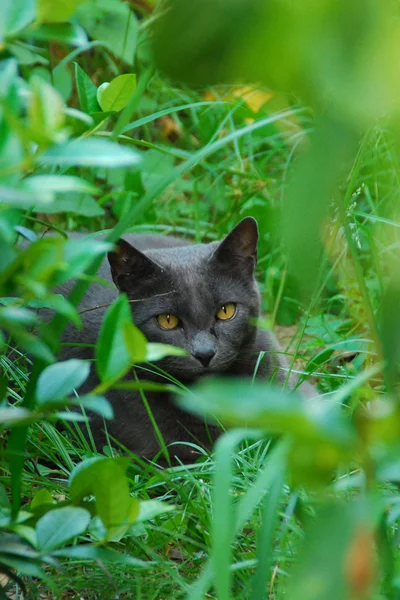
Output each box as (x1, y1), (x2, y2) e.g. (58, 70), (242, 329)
(108, 238), (159, 290)
(211, 217), (258, 274)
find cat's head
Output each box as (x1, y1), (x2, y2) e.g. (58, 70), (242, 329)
(108, 217), (260, 379)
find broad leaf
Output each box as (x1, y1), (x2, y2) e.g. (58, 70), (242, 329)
(0, 0), (36, 41)
(78, 395), (113, 419)
(77, 0), (138, 64)
(37, 194), (105, 217)
(97, 73), (136, 112)
(19, 23), (87, 46)
(69, 457), (134, 538)
(36, 506), (90, 551)
(37, 0), (85, 23)
(22, 175), (100, 196)
(39, 138), (141, 168)
(0, 185), (52, 208)
(36, 359), (90, 405)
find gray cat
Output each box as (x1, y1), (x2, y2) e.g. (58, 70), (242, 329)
(58, 217), (311, 462)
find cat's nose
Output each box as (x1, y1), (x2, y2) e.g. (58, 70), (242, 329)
(193, 349), (215, 367)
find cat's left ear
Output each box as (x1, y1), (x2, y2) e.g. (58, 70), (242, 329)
(211, 217), (258, 273)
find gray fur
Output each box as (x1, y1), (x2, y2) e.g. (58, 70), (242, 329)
(54, 218), (308, 461)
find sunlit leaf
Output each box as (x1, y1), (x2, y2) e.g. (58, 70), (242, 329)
(97, 73), (136, 112)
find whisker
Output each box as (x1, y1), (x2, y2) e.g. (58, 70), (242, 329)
(78, 291), (176, 315)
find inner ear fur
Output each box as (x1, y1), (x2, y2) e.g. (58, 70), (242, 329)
(212, 217), (258, 269)
(108, 238), (159, 289)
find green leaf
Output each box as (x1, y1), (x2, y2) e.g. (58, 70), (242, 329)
(27, 294), (81, 327)
(69, 456), (107, 499)
(60, 238), (111, 282)
(0, 185), (52, 208)
(36, 506), (90, 551)
(145, 343), (186, 362)
(30, 489), (54, 510)
(0, 0), (36, 41)
(39, 138), (141, 168)
(77, 0), (138, 65)
(93, 463), (137, 537)
(97, 73), (136, 112)
(287, 497), (382, 600)
(0, 407), (32, 426)
(0, 306), (38, 327)
(11, 330), (54, 363)
(22, 175), (101, 196)
(37, 194), (105, 217)
(123, 321), (147, 364)
(178, 379), (355, 447)
(69, 457), (134, 538)
(78, 395), (113, 419)
(19, 23), (87, 46)
(36, 359), (90, 405)
(136, 499), (175, 523)
(74, 62), (100, 113)
(96, 294), (135, 382)
(28, 75), (65, 145)
(37, 0), (85, 23)
(53, 544), (149, 567)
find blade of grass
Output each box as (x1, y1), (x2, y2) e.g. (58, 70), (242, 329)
(250, 466), (285, 600)
(187, 437), (289, 600)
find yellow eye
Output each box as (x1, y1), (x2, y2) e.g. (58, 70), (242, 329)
(216, 303), (236, 321)
(156, 313), (179, 330)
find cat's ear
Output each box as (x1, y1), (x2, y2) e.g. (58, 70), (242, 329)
(108, 238), (159, 290)
(212, 217), (258, 273)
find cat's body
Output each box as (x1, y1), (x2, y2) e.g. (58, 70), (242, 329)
(55, 218), (310, 461)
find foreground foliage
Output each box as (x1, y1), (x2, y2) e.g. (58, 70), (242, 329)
(1, 0), (400, 598)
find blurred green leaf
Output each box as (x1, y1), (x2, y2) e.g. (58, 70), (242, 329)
(0, 185), (52, 208)
(0, 306), (37, 327)
(30, 489), (54, 510)
(77, 394), (113, 419)
(287, 497), (382, 600)
(53, 543), (149, 567)
(39, 138), (141, 167)
(19, 23), (87, 46)
(97, 73), (136, 112)
(37, 195), (105, 217)
(145, 343), (187, 362)
(28, 294), (81, 327)
(77, 0), (138, 65)
(0, 407), (32, 427)
(10, 330), (54, 363)
(0, 0), (35, 42)
(36, 506), (90, 551)
(36, 359), (90, 405)
(22, 175), (101, 196)
(178, 379), (355, 446)
(37, 0), (85, 24)
(28, 75), (65, 146)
